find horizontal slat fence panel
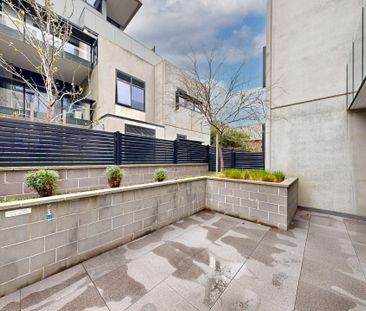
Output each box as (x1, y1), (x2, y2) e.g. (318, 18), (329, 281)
(120, 134), (175, 164)
(0, 118), (265, 169)
(235, 152), (265, 169)
(176, 140), (208, 163)
(208, 147), (264, 171)
(0, 118), (115, 166)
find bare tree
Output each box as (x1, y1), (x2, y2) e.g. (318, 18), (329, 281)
(182, 50), (265, 173)
(0, 0), (89, 123)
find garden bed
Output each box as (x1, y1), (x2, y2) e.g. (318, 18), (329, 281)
(206, 176), (298, 230)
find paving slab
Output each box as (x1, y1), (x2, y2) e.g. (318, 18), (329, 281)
(20, 265), (107, 311)
(0, 291), (20, 311)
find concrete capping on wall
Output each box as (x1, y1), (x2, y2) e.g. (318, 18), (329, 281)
(0, 163), (208, 172)
(206, 177), (298, 230)
(0, 177), (207, 211)
(0, 163), (208, 201)
(0, 177), (207, 296)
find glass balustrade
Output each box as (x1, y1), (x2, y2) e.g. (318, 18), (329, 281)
(0, 9), (94, 64)
(0, 77), (93, 126)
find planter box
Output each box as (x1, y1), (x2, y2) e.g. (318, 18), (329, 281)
(0, 175), (298, 296)
(206, 177), (298, 230)
(0, 163), (208, 201)
(0, 177), (206, 297)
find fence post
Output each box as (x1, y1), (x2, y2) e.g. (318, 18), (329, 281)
(114, 131), (122, 165)
(262, 123), (266, 168)
(231, 150), (236, 168)
(206, 145), (210, 163)
(174, 140), (178, 164)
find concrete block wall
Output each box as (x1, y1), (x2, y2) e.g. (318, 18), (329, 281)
(0, 177), (207, 296)
(206, 177), (298, 230)
(0, 164), (208, 201)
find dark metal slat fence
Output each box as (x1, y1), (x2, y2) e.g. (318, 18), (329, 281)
(0, 118), (264, 169)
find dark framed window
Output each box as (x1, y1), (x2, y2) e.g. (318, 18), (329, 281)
(116, 70), (145, 111)
(176, 89), (201, 113)
(83, 0), (102, 12)
(177, 134), (187, 140)
(125, 124), (155, 138)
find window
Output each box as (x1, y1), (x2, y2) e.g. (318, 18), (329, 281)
(125, 124), (155, 138)
(177, 134), (187, 140)
(83, 0), (102, 12)
(116, 71), (145, 111)
(176, 89), (201, 113)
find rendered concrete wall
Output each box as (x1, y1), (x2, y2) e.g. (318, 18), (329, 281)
(0, 178), (206, 296)
(266, 0), (366, 216)
(0, 164), (208, 201)
(206, 177), (298, 230)
(157, 61), (210, 144)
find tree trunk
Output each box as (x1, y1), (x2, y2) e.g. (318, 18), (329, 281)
(218, 133), (225, 173)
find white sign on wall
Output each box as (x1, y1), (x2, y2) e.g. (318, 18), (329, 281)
(5, 208), (32, 218)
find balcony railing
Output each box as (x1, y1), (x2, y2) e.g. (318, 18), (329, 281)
(0, 8), (96, 65)
(0, 76), (93, 126)
(347, 5), (366, 109)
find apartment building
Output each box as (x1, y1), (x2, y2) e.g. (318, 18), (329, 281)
(266, 0), (366, 216)
(0, 0), (210, 143)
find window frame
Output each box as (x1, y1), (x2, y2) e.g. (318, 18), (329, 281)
(125, 124), (156, 138)
(82, 0), (103, 13)
(176, 89), (202, 113)
(115, 70), (146, 112)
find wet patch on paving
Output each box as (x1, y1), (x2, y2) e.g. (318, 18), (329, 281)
(1, 210), (366, 310)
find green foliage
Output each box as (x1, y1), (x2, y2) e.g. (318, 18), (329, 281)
(210, 169), (286, 183)
(154, 168), (168, 182)
(211, 127), (251, 151)
(24, 170), (59, 197)
(105, 166), (123, 188)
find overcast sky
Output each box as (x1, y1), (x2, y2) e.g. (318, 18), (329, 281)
(126, 0), (266, 87)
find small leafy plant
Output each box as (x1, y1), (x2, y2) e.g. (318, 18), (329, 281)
(105, 166), (124, 188)
(154, 168), (168, 182)
(25, 170), (59, 197)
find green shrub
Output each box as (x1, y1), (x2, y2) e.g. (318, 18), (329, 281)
(214, 169), (286, 183)
(154, 168), (168, 182)
(105, 166), (123, 188)
(25, 170), (59, 197)
(272, 171), (286, 182)
(223, 169), (243, 179)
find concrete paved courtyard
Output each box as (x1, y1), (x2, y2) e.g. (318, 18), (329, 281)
(0, 209), (365, 311)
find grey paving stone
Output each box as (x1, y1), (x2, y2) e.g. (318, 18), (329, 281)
(165, 258), (230, 311)
(345, 218), (366, 245)
(20, 265), (107, 311)
(300, 257), (366, 300)
(126, 281), (197, 311)
(0, 290), (20, 311)
(294, 280), (365, 311)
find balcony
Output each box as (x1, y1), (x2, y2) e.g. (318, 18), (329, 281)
(106, 0), (142, 29)
(0, 76), (94, 126)
(0, 6), (97, 84)
(347, 5), (366, 110)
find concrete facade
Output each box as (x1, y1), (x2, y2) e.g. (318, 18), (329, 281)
(0, 0), (210, 143)
(0, 164), (208, 201)
(0, 177), (207, 296)
(206, 177), (298, 230)
(56, 0), (210, 143)
(266, 0), (366, 216)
